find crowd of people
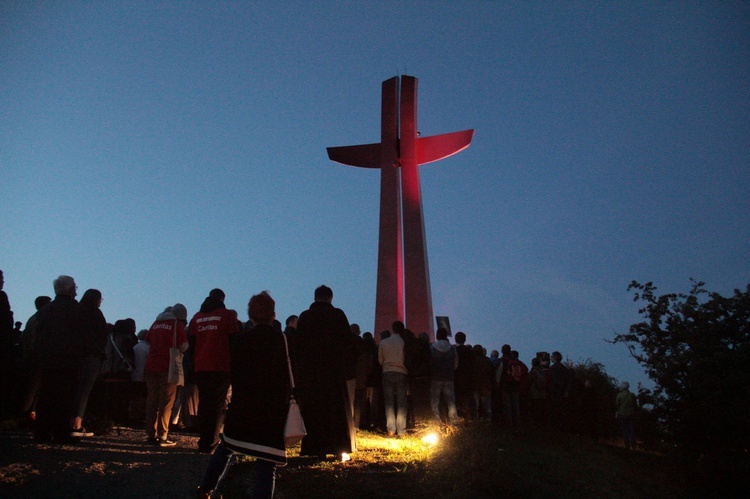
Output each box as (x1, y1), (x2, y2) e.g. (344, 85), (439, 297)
(0, 271), (638, 498)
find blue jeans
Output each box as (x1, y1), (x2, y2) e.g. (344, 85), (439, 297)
(474, 390), (492, 421)
(430, 380), (458, 422)
(382, 371), (408, 435)
(200, 443), (276, 497)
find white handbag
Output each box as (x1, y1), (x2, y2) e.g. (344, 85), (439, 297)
(282, 334), (306, 447)
(167, 320), (184, 386)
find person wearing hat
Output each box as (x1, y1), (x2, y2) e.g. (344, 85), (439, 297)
(615, 381), (638, 450)
(144, 304), (188, 447)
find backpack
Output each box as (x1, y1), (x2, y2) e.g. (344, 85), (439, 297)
(501, 357), (524, 390)
(509, 359), (524, 382)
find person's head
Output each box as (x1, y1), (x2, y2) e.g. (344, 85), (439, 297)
(156, 306), (174, 321)
(436, 327), (449, 341)
(137, 329), (148, 341)
(379, 330), (391, 340)
(113, 319), (127, 335)
(14, 321), (21, 330)
(34, 295), (52, 311)
(53, 275), (77, 297)
(286, 315), (298, 328)
(391, 320), (405, 336)
(80, 289), (102, 309)
(124, 318), (136, 334)
(490, 349), (499, 358)
(248, 291), (276, 326)
(172, 303), (188, 323)
(351, 323), (361, 336)
(314, 285), (333, 302)
(511, 350), (520, 360)
(501, 344), (511, 356)
(455, 331), (466, 345)
(551, 351), (563, 363)
(472, 344), (485, 356)
(531, 357), (541, 367)
(209, 288), (225, 302)
(418, 332), (429, 343)
(618, 381), (630, 391)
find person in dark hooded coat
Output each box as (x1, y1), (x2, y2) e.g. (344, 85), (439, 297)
(294, 285), (356, 458)
(197, 291), (289, 498)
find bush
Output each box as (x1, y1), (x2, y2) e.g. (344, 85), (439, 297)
(612, 280), (750, 459)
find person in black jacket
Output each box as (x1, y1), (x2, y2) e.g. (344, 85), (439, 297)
(295, 285), (356, 457)
(197, 291), (290, 498)
(0, 270), (14, 420)
(34, 275), (91, 443)
(70, 288), (108, 437)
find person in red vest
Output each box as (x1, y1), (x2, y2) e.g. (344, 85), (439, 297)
(188, 288), (239, 454)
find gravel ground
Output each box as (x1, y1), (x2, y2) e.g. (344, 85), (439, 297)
(0, 427), (212, 498)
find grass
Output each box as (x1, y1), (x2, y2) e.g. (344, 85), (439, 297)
(213, 422), (747, 498)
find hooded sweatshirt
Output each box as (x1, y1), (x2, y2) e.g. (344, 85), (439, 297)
(430, 339), (458, 382)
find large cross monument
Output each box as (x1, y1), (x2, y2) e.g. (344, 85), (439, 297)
(327, 75), (473, 341)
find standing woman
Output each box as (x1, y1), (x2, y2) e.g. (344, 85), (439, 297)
(197, 291), (289, 498)
(71, 289), (107, 437)
(144, 305), (188, 447)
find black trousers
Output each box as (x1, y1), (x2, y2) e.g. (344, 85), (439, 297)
(35, 368), (78, 440)
(196, 371), (230, 452)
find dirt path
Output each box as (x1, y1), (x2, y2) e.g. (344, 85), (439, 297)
(0, 428), (211, 498)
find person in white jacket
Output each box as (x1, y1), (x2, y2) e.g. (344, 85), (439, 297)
(129, 330), (149, 421)
(378, 321), (408, 436)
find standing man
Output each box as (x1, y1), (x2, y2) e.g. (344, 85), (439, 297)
(188, 288), (239, 454)
(20, 295), (52, 424)
(549, 351), (571, 431)
(0, 270), (14, 419)
(429, 327), (458, 423)
(495, 344), (523, 432)
(34, 275), (90, 442)
(379, 321), (409, 437)
(453, 332), (475, 419)
(295, 285), (356, 458)
(344, 323), (363, 421)
(615, 381), (638, 450)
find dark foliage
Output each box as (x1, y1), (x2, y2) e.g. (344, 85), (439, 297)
(566, 358), (620, 440)
(612, 279), (750, 458)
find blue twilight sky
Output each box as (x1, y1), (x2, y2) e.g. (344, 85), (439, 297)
(1, 2), (748, 389)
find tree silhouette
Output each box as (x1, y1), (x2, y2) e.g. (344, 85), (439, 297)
(613, 280), (750, 458)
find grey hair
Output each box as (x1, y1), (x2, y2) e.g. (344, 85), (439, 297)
(53, 275), (76, 296)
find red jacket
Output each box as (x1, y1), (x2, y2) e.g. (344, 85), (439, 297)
(189, 307), (239, 372)
(145, 319), (187, 373)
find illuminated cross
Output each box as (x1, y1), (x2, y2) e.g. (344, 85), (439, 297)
(327, 75), (473, 341)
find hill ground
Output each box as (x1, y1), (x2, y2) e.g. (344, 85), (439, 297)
(1, 422), (746, 498)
